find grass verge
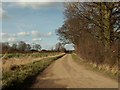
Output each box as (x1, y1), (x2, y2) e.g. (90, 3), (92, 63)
(1, 52), (61, 59)
(71, 53), (118, 80)
(2, 53), (65, 90)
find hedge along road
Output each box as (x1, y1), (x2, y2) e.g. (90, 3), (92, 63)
(30, 54), (118, 88)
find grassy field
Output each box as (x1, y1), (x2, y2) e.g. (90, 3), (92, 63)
(1, 52), (61, 59)
(1, 52), (65, 89)
(71, 53), (118, 80)
(2, 52), (62, 71)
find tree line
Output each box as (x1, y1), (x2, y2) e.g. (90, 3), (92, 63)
(57, 2), (120, 67)
(0, 41), (41, 54)
(0, 41), (67, 54)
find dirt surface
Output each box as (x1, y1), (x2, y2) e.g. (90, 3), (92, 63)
(30, 54), (118, 88)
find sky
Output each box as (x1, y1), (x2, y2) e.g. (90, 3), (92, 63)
(0, 2), (74, 50)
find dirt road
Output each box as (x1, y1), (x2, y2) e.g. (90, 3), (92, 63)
(30, 54), (118, 88)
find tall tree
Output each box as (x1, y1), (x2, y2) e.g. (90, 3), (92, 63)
(57, 2), (120, 65)
(55, 42), (66, 52)
(17, 41), (27, 51)
(32, 43), (41, 51)
(25, 44), (31, 51)
(11, 43), (17, 50)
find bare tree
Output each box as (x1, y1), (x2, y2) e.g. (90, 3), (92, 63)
(17, 41), (27, 51)
(1, 42), (10, 53)
(57, 2), (120, 66)
(55, 42), (66, 52)
(25, 44), (31, 51)
(11, 43), (17, 50)
(32, 43), (41, 51)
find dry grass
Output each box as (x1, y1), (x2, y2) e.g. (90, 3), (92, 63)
(2, 53), (65, 89)
(91, 63), (118, 75)
(2, 53), (64, 72)
(72, 53), (118, 79)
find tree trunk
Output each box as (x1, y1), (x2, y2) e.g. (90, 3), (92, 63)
(101, 3), (112, 63)
(102, 3), (111, 50)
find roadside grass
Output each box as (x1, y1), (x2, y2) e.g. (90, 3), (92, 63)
(2, 53), (65, 90)
(1, 52), (61, 60)
(71, 53), (119, 80)
(2, 52), (63, 72)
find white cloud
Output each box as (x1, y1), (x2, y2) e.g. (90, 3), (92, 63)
(0, 33), (10, 39)
(7, 37), (17, 42)
(0, 33), (16, 39)
(46, 32), (52, 36)
(0, 31), (52, 43)
(32, 38), (42, 42)
(1, 31), (52, 39)
(0, 33), (15, 42)
(17, 32), (30, 36)
(65, 44), (74, 50)
(40, 42), (54, 50)
(31, 30), (40, 37)
(2, 2), (51, 20)
(16, 2), (52, 9)
(3, 1), (55, 10)
(31, 31), (52, 37)
(0, 32), (17, 42)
